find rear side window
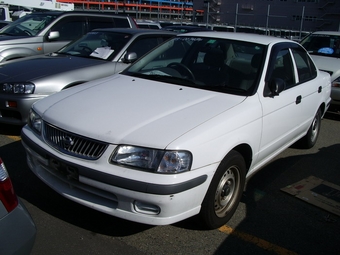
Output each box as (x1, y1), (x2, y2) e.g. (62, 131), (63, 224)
(112, 17), (131, 28)
(87, 16), (132, 31)
(292, 48), (317, 83)
(124, 36), (170, 60)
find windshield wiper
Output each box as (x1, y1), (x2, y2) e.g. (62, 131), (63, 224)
(0, 32), (13, 36)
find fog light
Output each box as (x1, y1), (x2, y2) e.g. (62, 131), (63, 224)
(7, 101), (17, 108)
(134, 201), (160, 215)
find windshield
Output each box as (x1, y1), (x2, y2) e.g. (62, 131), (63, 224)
(123, 36), (265, 96)
(59, 31), (132, 60)
(301, 34), (340, 58)
(0, 13), (58, 36)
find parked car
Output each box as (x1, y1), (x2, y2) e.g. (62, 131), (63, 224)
(300, 31), (340, 108)
(0, 157), (36, 255)
(21, 32), (331, 229)
(161, 25), (213, 33)
(0, 28), (175, 125)
(0, 10), (138, 62)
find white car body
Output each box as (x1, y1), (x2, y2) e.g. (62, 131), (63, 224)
(21, 32), (331, 229)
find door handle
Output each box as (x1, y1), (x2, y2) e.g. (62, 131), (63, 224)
(318, 86), (322, 93)
(296, 95), (302, 104)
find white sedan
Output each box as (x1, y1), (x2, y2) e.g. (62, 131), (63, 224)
(21, 32), (331, 229)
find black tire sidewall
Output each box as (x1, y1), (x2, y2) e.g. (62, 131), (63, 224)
(200, 150), (246, 229)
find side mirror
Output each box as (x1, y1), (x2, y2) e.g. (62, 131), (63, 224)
(123, 52), (138, 64)
(268, 78), (285, 96)
(48, 31), (60, 41)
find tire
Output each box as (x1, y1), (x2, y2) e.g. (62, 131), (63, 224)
(200, 150), (246, 229)
(299, 108), (321, 149)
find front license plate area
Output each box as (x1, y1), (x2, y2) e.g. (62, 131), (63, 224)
(48, 157), (79, 181)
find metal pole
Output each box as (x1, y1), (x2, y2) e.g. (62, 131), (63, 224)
(235, 3), (238, 32)
(206, 2), (209, 28)
(266, 5), (270, 35)
(299, 6), (305, 39)
(181, 3), (183, 25)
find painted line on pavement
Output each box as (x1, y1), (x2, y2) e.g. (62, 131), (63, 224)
(8, 136), (21, 141)
(219, 225), (299, 255)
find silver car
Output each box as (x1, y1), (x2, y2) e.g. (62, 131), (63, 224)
(0, 28), (175, 125)
(0, 157), (36, 255)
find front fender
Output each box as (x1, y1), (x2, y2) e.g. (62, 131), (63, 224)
(0, 47), (43, 62)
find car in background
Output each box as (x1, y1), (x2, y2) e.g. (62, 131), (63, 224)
(0, 157), (36, 255)
(0, 28), (175, 125)
(21, 32), (331, 229)
(0, 11), (138, 62)
(161, 25), (213, 33)
(300, 31), (340, 109)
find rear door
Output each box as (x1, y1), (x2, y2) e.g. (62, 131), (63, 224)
(257, 42), (307, 163)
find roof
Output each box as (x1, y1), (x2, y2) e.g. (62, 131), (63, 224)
(162, 25), (212, 33)
(91, 28), (176, 36)
(310, 31), (340, 36)
(28, 10), (132, 17)
(178, 31), (297, 45)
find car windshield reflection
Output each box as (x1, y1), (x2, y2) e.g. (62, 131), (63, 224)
(123, 36), (265, 96)
(58, 31), (132, 60)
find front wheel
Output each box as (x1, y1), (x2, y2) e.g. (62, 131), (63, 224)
(200, 150), (246, 229)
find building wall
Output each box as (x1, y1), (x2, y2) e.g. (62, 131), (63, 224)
(194, 0), (340, 32)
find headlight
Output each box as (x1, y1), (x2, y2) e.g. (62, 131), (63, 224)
(110, 145), (192, 174)
(332, 77), (340, 87)
(28, 109), (42, 134)
(2, 82), (35, 94)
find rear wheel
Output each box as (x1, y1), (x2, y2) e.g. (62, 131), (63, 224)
(200, 150), (246, 229)
(299, 108), (321, 149)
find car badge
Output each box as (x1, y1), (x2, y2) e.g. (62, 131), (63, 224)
(62, 136), (74, 149)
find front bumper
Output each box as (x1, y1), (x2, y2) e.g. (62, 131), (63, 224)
(21, 125), (214, 225)
(0, 94), (46, 125)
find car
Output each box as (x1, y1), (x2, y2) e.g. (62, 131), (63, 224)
(0, 157), (36, 255)
(161, 25), (213, 33)
(300, 31), (340, 109)
(0, 28), (175, 125)
(0, 10), (138, 62)
(21, 32), (331, 229)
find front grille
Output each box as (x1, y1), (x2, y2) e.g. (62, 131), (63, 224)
(44, 122), (108, 160)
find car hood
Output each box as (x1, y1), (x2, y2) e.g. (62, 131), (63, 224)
(310, 55), (340, 79)
(37, 74), (246, 148)
(0, 35), (30, 41)
(0, 54), (105, 82)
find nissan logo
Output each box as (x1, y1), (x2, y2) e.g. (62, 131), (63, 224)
(62, 136), (74, 149)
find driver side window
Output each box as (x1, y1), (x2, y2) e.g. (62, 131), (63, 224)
(270, 49), (296, 89)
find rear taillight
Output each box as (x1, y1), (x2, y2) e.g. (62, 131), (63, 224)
(0, 158), (18, 213)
